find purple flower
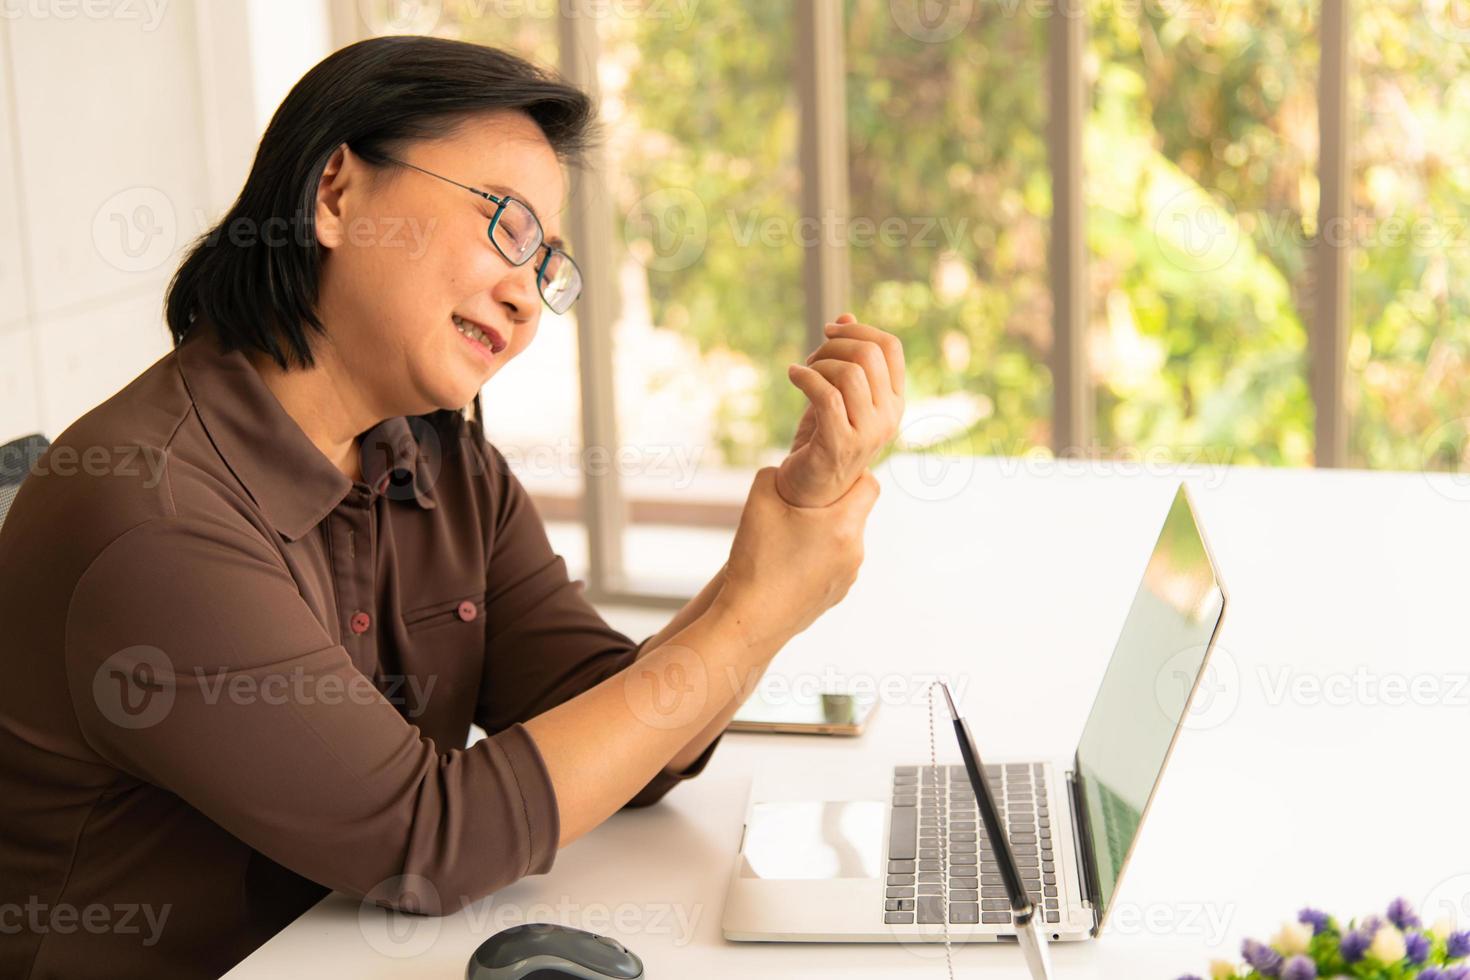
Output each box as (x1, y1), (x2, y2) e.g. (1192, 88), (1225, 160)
(1387, 897), (1422, 930)
(1243, 938), (1284, 977)
(1340, 929), (1371, 963)
(1281, 954), (1316, 980)
(1359, 914), (1384, 935)
(1174, 976), (1203, 980)
(1407, 931), (1432, 964)
(1445, 966), (1470, 980)
(1421, 969), (1449, 980)
(1297, 907), (1330, 935)
(1450, 931), (1470, 959)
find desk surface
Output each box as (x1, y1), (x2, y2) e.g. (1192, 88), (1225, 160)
(224, 456), (1470, 978)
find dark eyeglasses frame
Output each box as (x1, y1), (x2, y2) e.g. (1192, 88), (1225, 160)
(380, 155), (582, 314)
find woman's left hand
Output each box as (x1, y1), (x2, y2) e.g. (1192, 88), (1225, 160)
(776, 313), (906, 508)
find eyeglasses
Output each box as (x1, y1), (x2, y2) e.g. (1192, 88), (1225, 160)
(380, 155), (582, 315)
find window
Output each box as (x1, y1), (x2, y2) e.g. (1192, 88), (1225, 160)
(846, 0), (1053, 456)
(1088, 0), (1318, 466)
(435, 4), (586, 567)
(1349, 0), (1470, 470)
(601, 4), (803, 594)
(342, 0), (1464, 605)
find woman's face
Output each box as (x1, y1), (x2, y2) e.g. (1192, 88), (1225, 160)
(312, 110), (568, 417)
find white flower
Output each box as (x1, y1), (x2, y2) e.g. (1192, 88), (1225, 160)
(1368, 925), (1407, 963)
(1431, 916), (1455, 941)
(1209, 959), (1238, 980)
(1274, 921), (1313, 956)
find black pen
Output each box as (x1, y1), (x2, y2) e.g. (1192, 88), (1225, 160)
(939, 682), (1054, 980)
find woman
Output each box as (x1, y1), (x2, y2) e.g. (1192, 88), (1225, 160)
(0, 36), (904, 979)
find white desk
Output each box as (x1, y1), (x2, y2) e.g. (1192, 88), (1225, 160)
(224, 456), (1470, 978)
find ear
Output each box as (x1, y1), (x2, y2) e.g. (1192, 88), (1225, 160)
(314, 143), (353, 250)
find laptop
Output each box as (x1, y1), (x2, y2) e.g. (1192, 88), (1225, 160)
(722, 484), (1228, 943)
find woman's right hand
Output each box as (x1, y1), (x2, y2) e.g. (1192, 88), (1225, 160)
(715, 465), (882, 649)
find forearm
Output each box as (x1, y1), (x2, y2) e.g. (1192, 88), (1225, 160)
(661, 650), (770, 772)
(524, 596), (783, 849)
(639, 562), (728, 656)
(631, 563), (748, 773)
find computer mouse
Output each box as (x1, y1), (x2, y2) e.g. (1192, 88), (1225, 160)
(465, 922), (645, 980)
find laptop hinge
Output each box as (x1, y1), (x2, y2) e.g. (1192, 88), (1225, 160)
(1065, 767), (1103, 935)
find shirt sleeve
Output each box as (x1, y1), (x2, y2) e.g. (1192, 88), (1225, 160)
(65, 516), (557, 914)
(473, 441), (724, 809)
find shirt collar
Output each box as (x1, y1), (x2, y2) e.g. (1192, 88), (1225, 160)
(175, 319), (437, 542)
(357, 415), (440, 514)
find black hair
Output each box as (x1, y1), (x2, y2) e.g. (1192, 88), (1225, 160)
(164, 35), (594, 374)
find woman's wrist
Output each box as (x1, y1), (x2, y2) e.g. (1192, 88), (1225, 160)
(705, 578), (791, 658)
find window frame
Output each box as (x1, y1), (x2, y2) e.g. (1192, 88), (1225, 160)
(333, 0), (1356, 608)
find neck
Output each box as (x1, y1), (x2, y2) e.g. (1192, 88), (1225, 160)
(246, 343), (379, 485)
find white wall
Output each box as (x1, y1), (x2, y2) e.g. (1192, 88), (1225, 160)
(0, 0), (335, 445)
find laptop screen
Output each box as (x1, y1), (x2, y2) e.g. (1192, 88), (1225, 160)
(1073, 485), (1226, 924)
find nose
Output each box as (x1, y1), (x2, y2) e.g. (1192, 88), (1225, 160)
(490, 258), (539, 322)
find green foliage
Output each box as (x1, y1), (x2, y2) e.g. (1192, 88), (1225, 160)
(845, 0), (1055, 454)
(1188, 902), (1470, 980)
(1087, 0), (1318, 465)
(464, 1), (1470, 472)
(614, 5), (807, 463)
(1348, 0), (1470, 470)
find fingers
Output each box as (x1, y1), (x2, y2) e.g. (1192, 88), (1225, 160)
(805, 358), (875, 430)
(751, 466), (779, 491)
(839, 469), (882, 515)
(830, 470), (880, 566)
(805, 337), (892, 409)
(786, 363), (852, 444)
(750, 464), (810, 515)
(818, 318), (906, 399)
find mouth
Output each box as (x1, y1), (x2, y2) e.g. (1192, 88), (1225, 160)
(452, 314), (508, 360)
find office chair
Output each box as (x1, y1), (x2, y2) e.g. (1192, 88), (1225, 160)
(0, 433), (49, 534)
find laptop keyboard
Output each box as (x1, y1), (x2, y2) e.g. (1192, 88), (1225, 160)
(883, 763), (1062, 926)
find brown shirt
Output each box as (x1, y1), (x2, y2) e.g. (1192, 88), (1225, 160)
(0, 319), (721, 980)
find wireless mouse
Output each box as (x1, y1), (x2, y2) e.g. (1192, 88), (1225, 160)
(465, 922), (645, 980)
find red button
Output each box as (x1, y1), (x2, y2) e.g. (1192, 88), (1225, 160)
(349, 611), (371, 634)
(456, 601), (478, 622)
